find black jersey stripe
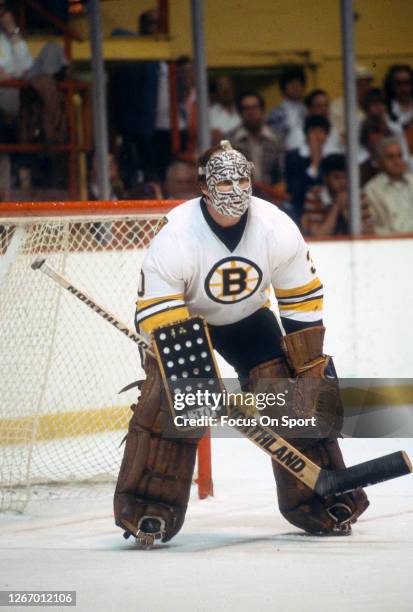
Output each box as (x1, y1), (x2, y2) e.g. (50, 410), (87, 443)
(278, 284), (324, 301)
(278, 294), (324, 306)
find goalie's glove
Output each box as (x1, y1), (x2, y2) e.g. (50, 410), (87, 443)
(281, 326), (343, 438)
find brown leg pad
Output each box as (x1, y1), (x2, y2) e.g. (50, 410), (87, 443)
(249, 357), (369, 535)
(114, 357), (198, 542)
(273, 438), (370, 534)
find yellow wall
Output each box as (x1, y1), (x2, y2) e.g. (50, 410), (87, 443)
(31, 0), (413, 101)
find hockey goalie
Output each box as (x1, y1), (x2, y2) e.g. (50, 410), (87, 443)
(113, 140), (369, 546)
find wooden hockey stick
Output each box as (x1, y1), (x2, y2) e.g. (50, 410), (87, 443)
(31, 257), (155, 357)
(31, 257), (412, 497)
(228, 405), (411, 497)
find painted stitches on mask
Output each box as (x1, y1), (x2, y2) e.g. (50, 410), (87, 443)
(205, 147), (253, 217)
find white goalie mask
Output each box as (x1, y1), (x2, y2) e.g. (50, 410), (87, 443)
(200, 141), (253, 217)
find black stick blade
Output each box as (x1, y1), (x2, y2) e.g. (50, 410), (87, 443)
(316, 450), (412, 497)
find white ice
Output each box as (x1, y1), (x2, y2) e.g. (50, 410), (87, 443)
(1, 435), (412, 612)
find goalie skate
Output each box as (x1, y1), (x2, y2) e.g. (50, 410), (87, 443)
(122, 517), (166, 549)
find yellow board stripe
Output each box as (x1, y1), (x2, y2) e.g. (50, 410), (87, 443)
(136, 294), (185, 311)
(1, 384), (412, 447)
(341, 385), (413, 407)
(278, 297), (323, 312)
(139, 306), (190, 334)
(0, 406), (130, 446)
(275, 277), (322, 299)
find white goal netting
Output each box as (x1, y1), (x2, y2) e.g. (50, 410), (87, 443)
(0, 209), (165, 512)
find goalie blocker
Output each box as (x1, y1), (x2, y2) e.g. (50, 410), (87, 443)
(152, 316), (225, 429)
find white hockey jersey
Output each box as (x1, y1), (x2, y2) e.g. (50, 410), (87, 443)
(135, 197), (323, 334)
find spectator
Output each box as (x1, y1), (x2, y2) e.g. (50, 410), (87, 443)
(384, 65), (413, 131)
(363, 87), (400, 136)
(20, 45), (68, 147)
(330, 65), (373, 139)
(301, 153), (372, 237)
(364, 137), (413, 234)
(0, 1), (33, 123)
(88, 152), (125, 201)
(0, 0), (30, 196)
(383, 64), (413, 162)
(288, 88), (342, 153)
(285, 115), (331, 219)
(267, 66), (307, 150)
(164, 160), (198, 199)
(362, 87), (410, 165)
(128, 181), (163, 200)
(363, 88), (387, 120)
(88, 152), (125, 246)
(111, 9), (159, 186)
(177, 56), (196, 158)
(111, 9), (187, 186)
(0, 2), (67, 194)
(0, 4), (67, 124)
(138, 8), (161, 35)
(227, 91), (283, 186)
(359, 116), (391, 186)
(209, 75), (241, 145)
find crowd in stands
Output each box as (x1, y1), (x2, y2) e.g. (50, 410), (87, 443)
(0, 0), (69, 200)
(105, 8), (413, 237)
(1, 4), (413, 238)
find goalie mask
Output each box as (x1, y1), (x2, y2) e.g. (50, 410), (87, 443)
(200, 141), (253, 217)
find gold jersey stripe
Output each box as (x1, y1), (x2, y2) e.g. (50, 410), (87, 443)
(278, 297), (323, 313)
(274, 277), (322, 299)
(139, 305), (190, 334)
(136, 293), (185, 312)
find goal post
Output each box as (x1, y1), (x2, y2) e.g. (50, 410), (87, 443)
(0, 200), (213, 512)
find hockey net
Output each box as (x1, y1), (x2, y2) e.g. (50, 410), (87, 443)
(0, 201), (213, 512)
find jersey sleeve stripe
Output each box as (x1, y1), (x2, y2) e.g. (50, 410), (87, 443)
(137, 305), (190, 334)
(277, 288), (323, 305)
(278, 297), (323, 313)
(136, 294), (185, 312)
(136, 300), (186, 325)
(136, 297), (185, 320)
(274, 277), (322, 299)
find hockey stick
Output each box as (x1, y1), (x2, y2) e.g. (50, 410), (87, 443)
(31, 257), (412, 497)
(228, 405), (411, 496)
(31, 257), (155, 357)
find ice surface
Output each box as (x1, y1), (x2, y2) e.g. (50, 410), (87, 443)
(1, 436), (412, 612)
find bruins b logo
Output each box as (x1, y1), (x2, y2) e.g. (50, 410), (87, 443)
(205, 257), (262, 304)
